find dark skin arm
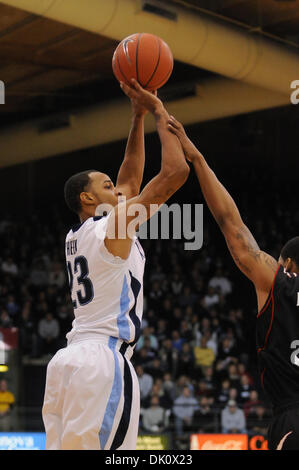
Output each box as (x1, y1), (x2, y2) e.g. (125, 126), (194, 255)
(115, 96), (148, 199)
(105, 81), (190, 260)
(167, 116), (278, 311)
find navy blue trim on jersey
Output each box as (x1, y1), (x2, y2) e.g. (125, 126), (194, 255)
(128, 271), (141, 347)
(71, 222), (83, 233)
(71, 215), (104, 233)
(110, 356), (133, 450)
(135, 239), (145, 260)
(119, 343), (129, 356)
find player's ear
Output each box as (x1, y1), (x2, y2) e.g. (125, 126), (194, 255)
(80, 191), (94, 207)
(284, 257), (293, 273)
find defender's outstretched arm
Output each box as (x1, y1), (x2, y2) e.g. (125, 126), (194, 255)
(168, 116), (278, 309)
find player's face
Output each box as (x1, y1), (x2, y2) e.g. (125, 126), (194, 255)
(88, 172), (121, 208)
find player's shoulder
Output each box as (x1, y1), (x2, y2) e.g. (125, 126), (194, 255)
(66, 216), (107, 240)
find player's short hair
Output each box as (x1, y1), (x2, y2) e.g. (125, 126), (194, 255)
(64, 170), (97, 214)
(280, 237), (299, 268)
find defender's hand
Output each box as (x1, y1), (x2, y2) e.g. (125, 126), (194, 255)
(167, 116), (201, 163)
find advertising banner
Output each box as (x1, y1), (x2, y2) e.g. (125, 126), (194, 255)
(137, 434), (170, 450)
(0, 433), (46, 450)
(190, 434), (268, 450)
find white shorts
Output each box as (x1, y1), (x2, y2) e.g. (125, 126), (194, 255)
(42, 334), (140, 450)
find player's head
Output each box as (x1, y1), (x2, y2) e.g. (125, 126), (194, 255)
(279, 237), (299, 274)
(64, 170), (122, 218)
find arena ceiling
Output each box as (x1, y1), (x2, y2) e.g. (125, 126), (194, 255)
(0, 0), (298, 128)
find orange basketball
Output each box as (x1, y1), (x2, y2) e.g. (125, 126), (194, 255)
(112, 33), (173, 91)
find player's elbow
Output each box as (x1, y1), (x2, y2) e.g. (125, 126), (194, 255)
(162, 162), (190, 187)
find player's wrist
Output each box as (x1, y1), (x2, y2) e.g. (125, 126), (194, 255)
(153, 103), (167, 119)
(132, 110), (146, 120)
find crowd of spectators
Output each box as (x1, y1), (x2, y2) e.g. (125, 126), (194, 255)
(0, 169), (297, 441)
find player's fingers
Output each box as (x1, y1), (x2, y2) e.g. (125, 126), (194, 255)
(120, 82), (137, 98)
(167, 123), (179, 135)
(169, 115), (181, 128)
(130, 78), (143, 91)
(168, 119), (180, 131)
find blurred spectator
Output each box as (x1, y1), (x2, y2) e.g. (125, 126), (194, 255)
(228, 387), (239, 404)
(216, 379), (231, 408)
(237, 363), (254, 386)
(243, 390), (262, 418)
(162, 373), (176, 402)
(172, 387), (199, 436)
(171, 330), (185, 353)
(5, 295), (19, 318)
(29, 260), (49, 288)
(208, 268), (232, 296)
(159, 339), (178, 376)
(156, 319), (168, 343)
(203, 286), (219, 309)
(136, 327), (158, 351)
(227, 363), (241, 389)
(247, 404), (271, 436)
(176, 343), (195, 379)
(145, 358), (165, 380)
(171, 307), (183, 330)
(193, 396), (216, 433)
(136, 366), (153, 405)
(221, 400), (246, 434)
(195, 329), (218, 356)
(201, 366), (216, 396)
(0, 379), (15, 431)
(217, 337), (238, 366)
(193, 336), (215, 370)
(17, 305), (36, 356)
(135, 344), (156, 366)
(172, 375), (194, 399)
(178, 286), (197, 308)
(179, 320), (193, 343)
(48, 262), (66, 289)
(238, 374), (253, 403)
(144, 381), (172, 410)
(196, 380), (209, 399)
(142, 396), (168, 433)
(36, 312), (60, 357)
(170, 272), (183, 296)
(149, 264), (165, 283)
(194, 317), (212, 342)
(148, 281), (163, 309)
(1, 257), (18, 276)
(0, 310), (13, 328)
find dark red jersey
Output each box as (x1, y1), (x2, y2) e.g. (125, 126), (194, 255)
(257, 264), (299, 411)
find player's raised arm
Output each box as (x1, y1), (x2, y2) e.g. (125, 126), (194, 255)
(105, 81), (190, 260)
(167, 116), (278, 309)
(115, 91), (148, 199)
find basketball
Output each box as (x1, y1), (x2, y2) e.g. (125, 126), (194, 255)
(112, 33), (174, 91)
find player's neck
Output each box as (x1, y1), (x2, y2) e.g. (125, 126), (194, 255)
(79, 212), (93, 224)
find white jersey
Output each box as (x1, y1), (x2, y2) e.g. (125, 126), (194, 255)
(65, 215), (145, 345)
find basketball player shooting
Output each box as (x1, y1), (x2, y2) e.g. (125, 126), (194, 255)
(168, 116), (299, 450)
(41, 80), (189, 450)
